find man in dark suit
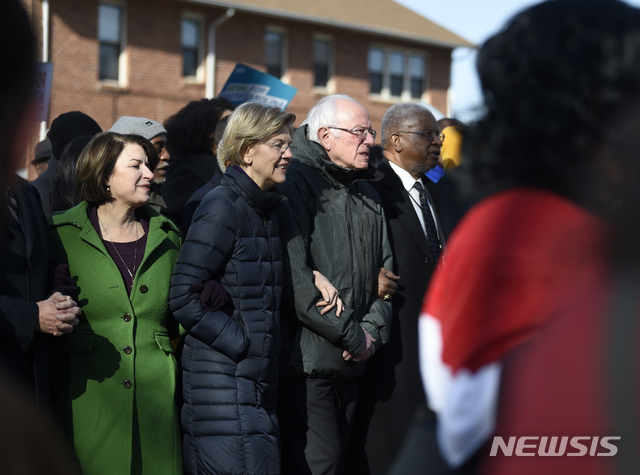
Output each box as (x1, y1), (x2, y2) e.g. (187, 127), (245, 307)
(347, 103), (445, 474)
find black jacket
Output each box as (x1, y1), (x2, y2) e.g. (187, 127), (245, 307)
(170, 166), (285, 475)
(277, 125), (393, 381)
(0, 177), (54, 401)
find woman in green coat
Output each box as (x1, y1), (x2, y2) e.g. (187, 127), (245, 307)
(49, 132), (182, 475)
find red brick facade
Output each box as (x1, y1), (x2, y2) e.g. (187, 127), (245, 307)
(24, 0), (452, 178)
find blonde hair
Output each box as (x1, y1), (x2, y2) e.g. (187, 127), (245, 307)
(217, 102), (295, 171)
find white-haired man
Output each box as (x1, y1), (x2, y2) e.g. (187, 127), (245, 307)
(277, 94), (393, 475)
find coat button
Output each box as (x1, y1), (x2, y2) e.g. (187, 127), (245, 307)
(424, 257), (429, 263)
(123, 346), (132, 355)
(123, 380), (132, 389)
(123, 313), (131, 322)
(139, 285), (148, 293)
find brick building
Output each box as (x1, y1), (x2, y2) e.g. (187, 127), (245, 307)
(23, 0), (471, 177)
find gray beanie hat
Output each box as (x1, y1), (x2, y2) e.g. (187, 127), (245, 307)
(109, 116), (166, 141)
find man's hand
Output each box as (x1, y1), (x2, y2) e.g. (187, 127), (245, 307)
(343, 328), (376, 362)
(36, 292), (82, 337)
(378, 267), (400, 301)
(313, 270), (345, 317)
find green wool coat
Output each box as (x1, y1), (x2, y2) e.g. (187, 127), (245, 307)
(49, 202), (183, 475)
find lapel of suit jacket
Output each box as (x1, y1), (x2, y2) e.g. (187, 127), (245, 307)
(379, 159), (432, 260)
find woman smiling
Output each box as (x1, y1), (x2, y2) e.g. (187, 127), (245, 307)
(49, 132), (182, 475)
(170, 103), (297, 475)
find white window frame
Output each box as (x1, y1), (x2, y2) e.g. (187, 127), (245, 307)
(265, 25), (289, 83)
(181, 12), (205, 83)
(368, 45), (429, 103)
(312, 33), (335, 94)
(98, 0), (128, 87)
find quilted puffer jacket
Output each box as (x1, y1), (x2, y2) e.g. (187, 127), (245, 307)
(170, 166), (285, 475)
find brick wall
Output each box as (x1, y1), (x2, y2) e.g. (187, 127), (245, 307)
(28, 0), (452, 177)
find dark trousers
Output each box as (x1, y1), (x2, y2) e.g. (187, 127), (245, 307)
(278, 377), (358, 475)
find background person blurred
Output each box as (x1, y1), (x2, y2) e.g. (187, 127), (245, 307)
(417, 0), (640, 471)
(49, 132), (182, 475)
(32, 111), (102, 217)
(181, 114), (230, 239)
(160, 97), (235, 229)
(49, 136), (92, 213)
(0, 1), (83, 474)
(31, 138), (52, 180)
(109, 116), (171, 212)
(170, 103), (295, 475)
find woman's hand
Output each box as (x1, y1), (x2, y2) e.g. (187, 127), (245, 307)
(313, 270), (345, 317)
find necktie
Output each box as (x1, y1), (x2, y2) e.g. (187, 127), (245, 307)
(4, 186), (21, 231)
(413, 181), (441, 260)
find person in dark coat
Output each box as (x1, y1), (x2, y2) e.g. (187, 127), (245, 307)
(347, 103), (446, 474)
(181, 115), (230, 239)
(170, 103), (296, 475)
(32, 111), (102, 217)
(159, 97), (234, 229)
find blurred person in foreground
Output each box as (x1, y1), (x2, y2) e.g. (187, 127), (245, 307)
(160, 97), (235, 229)
(0, 1), (82, 473)
(477, 1), (640, 474)
(49, 132), (182, 475)
(170, 103), (297, 475)
(411, 0), (640, 473)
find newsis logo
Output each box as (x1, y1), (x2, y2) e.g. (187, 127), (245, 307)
(490, 436), (621, 457)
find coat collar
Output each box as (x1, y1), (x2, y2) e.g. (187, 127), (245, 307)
(222, 166), (287, 217)
(51, 201), (179, 268)
(291, 125), (384, 189)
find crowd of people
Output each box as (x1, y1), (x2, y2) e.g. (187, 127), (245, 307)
(3, 0), (640, 474)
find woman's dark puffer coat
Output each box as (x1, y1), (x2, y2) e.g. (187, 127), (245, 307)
(170, 166), (285, 475)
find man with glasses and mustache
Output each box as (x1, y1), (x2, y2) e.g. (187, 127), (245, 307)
(347, 103), (446, 475)
(277, 94), (393, 475)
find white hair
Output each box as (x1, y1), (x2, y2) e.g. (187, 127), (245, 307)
(302, 94), (363, 144)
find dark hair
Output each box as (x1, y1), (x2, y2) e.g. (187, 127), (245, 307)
(464, 0), (640, 202)
(0, 0), (36, 183)
(49, 136), (92, 213)
(164, 97), (236, 160)
(76, 132), (158, 206)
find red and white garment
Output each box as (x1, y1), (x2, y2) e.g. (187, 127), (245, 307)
(418, 188), (606, 467)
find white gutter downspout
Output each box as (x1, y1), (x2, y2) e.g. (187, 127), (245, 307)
(40, 0), (50, 140)
(205, 8), (235, 99)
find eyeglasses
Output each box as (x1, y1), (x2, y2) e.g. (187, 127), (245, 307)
(328, 127), (377, 141)
(396, 130), (445, 142)
(257, 141), (295, 154)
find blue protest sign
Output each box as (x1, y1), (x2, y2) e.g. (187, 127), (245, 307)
(219, 63), (297, 110)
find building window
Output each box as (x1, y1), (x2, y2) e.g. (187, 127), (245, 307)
(368, 47), (427, 101)
(98, 3), (123, 81)
(410, 55), (425, 99)
(389, 52), (405, 97)
(313, 38), (331, 88)
(265, 30), (285, 78)
(368, 48), (384, 95)
(181, 18), (201, 77)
